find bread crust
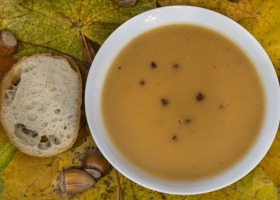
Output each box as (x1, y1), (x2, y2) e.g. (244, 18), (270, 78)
(0, 54), (82, 157)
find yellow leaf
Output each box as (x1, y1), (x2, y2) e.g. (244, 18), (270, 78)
(254, 186), (279, 200)
(0, 125), (9, 143)
(72, 168), (119, 200)
(157, 0), (255, 22)
(259, 129), (280, 186)
(57, 135), (96, 171)
(239, 0), (280, 77)
(0, 0), (156, 60)
(157, 0), (280, 76)
(0, 152), (59, 199)
(0, 141), (17, 172)
(0, 178), (4, 200)
(0, 0), (279, 199)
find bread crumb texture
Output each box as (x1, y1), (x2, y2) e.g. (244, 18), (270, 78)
(1, 54), (82, 157)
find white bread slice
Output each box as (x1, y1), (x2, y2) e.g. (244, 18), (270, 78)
(0, 54), (82, 157)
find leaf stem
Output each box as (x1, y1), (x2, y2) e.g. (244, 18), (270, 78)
(116, 170), (124, 200)
(81, 32), (93, 63)
(18, 40), (91, 68)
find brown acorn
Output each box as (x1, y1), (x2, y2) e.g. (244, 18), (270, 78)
(0, 30), (17, 56)
(60, 168), (96, 194)
(82, 149), (111, 178)
(113, 0), (137, 7)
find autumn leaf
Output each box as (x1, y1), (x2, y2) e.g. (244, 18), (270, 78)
(0, 0), (280, 199)
(72, 169), (120, 200)
(239, 1), (280, 77)
(0, 0), (157, 61)
(0, 151), (59, 199)
(0, 125), (10, 146)
(0, 112), (96, 200)
(0, 135), (96, 200)
(157, 0), (256, 21)
(0, 178), (4, 200)
(157, 0), (280, 76)
(119, 167), (279, 200)
(259, 128), (280, 186)
(0, 56), (17, 81)
(0, 141), (17, 172)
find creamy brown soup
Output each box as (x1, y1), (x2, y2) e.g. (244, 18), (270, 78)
(102, 24), (265, 180)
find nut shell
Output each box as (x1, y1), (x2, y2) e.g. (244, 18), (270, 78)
(0, 30), (17, 56)
(60, 168), (96, 194)
(83, 149), (111, 175)
(114, 0), (137, 7)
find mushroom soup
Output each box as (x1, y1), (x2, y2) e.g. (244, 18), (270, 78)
(101, 24), (265, 180)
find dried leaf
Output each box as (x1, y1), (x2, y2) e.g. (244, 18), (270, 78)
(81, 33), (95, 65)
(0, 56), (17, 81)
(0, 126), (8, 143)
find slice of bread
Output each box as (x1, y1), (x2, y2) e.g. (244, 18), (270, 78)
(0, 54), (82, 157)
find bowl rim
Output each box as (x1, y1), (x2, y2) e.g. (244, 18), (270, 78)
(85, 6), (280, 195)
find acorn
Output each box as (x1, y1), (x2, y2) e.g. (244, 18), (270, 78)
(82, 149), (111, 178)
(0, 30), (17, 56)
(60, 168), (96, 194)
(113, 0), (137, 7)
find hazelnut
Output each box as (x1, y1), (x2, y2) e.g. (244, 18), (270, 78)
(60, 168), (96, 194)
(0, 30), (17, 56)
(113, 0), (137, 7)
(82, 149), (111, 178)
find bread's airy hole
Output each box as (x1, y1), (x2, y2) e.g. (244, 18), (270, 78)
(14, 123), (39, 146)
(4, 85), (18, 106)
(32, 132), (38, 137)
(38, 141), (51, 150)
(22, 66), (35, 73)
(49, 135), (61, 145)
(25, 104), (33, 110)
(38, 106), (45, 112)
(50, 87), (57, 92)
(4, 69), (21, 106)
(11, 74), (21, 86)
(40, 135), (49, 142)
(27, 114), (37, 121)
(54, 109), (60, 114)
(37, 135), (52, 150)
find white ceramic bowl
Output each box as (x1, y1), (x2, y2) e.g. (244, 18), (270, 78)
(85, 6), (280, 195)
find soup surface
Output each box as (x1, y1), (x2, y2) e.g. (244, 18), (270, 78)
(102, 24), (264, 180)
